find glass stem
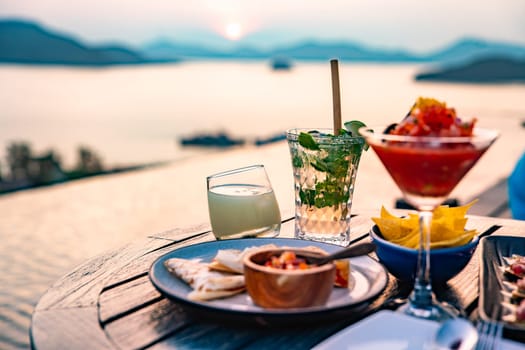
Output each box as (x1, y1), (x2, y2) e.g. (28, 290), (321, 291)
(409, 210), (433, 309)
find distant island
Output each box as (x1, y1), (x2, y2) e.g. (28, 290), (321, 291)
(0, 141), (164, 195)
(0, 19), (174, 66)
(1, 18), (525, 83)
(415, 57), (525, 83)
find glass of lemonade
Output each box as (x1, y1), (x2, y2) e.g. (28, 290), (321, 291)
(207, 165), (281, 240)
(286, 128), (365, 246)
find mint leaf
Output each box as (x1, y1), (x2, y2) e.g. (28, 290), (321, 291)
(298, 132), (320, 150)
(299, 188), (316, 206)
(292, 155), (303, 168)
(311, 159), (329, 172)
(322, 150), (349, 177)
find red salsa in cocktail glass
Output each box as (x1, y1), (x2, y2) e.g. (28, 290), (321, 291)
(370, 97), (489, 202)
(370, 141), (488, 198)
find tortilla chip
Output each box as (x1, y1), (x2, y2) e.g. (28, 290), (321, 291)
(374, 201), (478, 249)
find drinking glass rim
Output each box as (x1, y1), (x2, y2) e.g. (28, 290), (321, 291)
(285, 128), (365, 142)
(207, 164), (265, 180)
(358, 126), (499, 143)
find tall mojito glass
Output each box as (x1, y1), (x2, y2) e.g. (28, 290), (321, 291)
(286, 128), (365, 246)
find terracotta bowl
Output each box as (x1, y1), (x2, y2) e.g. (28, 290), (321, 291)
(243, 248), (336, 309)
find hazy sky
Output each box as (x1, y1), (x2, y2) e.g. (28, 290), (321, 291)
(1, 0), (525, 52)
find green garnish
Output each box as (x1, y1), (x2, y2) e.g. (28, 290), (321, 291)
(344, 120), (369, 150)
(294, 121), (368, 209)
(297, 132), (320, 151)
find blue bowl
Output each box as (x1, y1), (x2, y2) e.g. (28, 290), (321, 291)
(370, 225), (479, 284)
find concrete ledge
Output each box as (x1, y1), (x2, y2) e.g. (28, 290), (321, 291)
(468, 178), (511, 218)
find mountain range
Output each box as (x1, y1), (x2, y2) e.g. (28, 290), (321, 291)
(1, 19), (525, 83)
(141, 36), (525, 65)
(0, 19), (169, 66)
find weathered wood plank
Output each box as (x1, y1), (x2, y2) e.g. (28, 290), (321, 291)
(148, 319), (350, 350)
(101, 232), (215, 288)
(99, 275), (161, 323)
(149, 223), (211, 240)
(274, 216), (294, 237)
(31, 307), (114, 350)
(35, 226), (210, 311)
(468, 215), (525, 236)
(103, 298), (190, 349)
(35, 241), (142, 311)
(105, 289), (397, 350)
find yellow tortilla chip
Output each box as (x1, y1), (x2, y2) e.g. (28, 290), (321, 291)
(393, 230), (420, 249)
(430, 229), (477, 249)
(433, 200), (477, 220)
(380, 206), (401, 220)
(372, 206), (418, 242)
(374, 201), (478, 249)
(431, 217), (465, 241)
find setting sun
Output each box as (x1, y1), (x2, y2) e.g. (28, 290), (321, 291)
(224, 22), (242, 40)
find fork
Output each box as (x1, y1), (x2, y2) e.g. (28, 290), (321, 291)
(475, 319), (503, 350)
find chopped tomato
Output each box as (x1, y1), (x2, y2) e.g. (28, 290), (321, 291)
(511, 263), (525, 278)
(390, 97), (477, 137)
(264, 251), (313, 270)
(298, 262), (309, 270)
(334, 260), (350, 288)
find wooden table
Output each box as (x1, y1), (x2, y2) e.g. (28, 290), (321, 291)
(30, 211), (525, 349)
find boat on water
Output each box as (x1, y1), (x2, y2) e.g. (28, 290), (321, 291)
(270, 57), (293, 71)
(179, 132), (287, 148)
(179, 132), (245, 148)
(254, 133), (286, 146)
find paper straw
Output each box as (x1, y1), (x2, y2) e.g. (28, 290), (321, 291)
(330, 59), (342, 135)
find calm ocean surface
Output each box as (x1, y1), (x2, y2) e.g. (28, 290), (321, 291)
(0, 62), (524, 349)
(2, 61), (524, 168)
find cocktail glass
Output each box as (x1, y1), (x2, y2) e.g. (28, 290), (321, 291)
(286, 128), (365, 246)
(359, 126), (498, 321)
(207, 164), (281, 240)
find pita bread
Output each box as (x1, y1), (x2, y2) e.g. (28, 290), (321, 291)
(164, 258), (245, 301)
(209, 244), (279, 274)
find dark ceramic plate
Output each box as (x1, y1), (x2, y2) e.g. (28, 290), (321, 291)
(479, 236), (525, 340)
(149, 238), (387, 323)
